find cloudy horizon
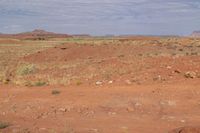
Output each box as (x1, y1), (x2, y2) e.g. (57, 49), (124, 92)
(1, 0), (200, 35)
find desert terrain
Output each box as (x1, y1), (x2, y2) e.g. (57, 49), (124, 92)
(0, 31), (200, 133)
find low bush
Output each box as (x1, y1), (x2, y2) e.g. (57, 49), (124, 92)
(34, 81), (47, 86)
(0, 122), (10, 129)
(16, 64), (36, 76)
(51, 90), (61, 95)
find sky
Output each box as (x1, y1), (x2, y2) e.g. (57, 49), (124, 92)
(0, 0), (200, 35)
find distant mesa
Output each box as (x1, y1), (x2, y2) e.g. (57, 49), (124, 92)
(0, 29), (71, 40)
(72, 34), (91, 38)
(191, 31), (200, 37)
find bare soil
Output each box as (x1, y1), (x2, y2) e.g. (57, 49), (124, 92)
(0, 37), (200, 133)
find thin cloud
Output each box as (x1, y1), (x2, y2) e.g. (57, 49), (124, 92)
(0, 0), (200, 35)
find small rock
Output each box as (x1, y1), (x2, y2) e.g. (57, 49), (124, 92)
(180, 119), (186, 123)
(125, 80), (132, 85)
(168, 101), (176, 106)
(161, 100), (176, 106)
(135, 102), (142, 107)
(168, 126), (200, 133)
(127, 107), (134, 112)
(39, 128), (47, 131)
(167, 66), (172, 69)
(121, 126), (129, 130)
(108, 112), (117, 115)
(174, 69), (181, 74)
(153, 75), (162, 81)
(184, 71), (196, 79)
(58, 108), (67, 112)
(96, 81), (103, 85)
(108, 81), (113, 84)
(161, 115), (175, 120)
(89, 128), (99, 133)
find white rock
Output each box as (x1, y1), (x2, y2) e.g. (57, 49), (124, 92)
(180, 120), (186, 123)
(58, 108), (67, 112)
(96, 81), (103, 85)
(108, 81), (113, 84)
(167, 66), (172, 69)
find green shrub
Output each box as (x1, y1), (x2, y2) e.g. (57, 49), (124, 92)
(34, 81), (47, 86)
(0, 122), (10, 129)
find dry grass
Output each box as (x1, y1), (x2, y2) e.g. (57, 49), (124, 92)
(16, 64), (36, 76)
(1, 37), (200, 86)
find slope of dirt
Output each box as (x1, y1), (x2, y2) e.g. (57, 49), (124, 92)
(19, 38), (200, 86)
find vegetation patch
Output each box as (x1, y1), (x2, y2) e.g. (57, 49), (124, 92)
(34, 81), (47, 86)
(16, 64), (36, 76)
(76, 81), (82, 86)
(51, 90), (61, 95)
(0, 122), (10, 129)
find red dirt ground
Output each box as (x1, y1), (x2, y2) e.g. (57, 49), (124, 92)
(1, 37), (200, 133)
(1, 81), (200, 133)
(21, 39), (200, 85)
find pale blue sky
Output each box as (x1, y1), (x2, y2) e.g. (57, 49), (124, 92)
(0, 0), (200, 35)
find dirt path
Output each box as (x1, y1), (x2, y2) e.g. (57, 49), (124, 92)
(0, 81), (200, 133)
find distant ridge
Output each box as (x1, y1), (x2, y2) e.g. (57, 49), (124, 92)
(0, 29), (71, 40)
(191, 31), (200, 37)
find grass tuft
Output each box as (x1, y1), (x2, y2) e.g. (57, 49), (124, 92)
(0, 122), (10, 129)
(34, 81), (47, 86)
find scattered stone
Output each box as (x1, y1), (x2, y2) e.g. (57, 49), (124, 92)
(3, 78), (10, 84)
(180, 119), (186, 123)
(168, 101), (176, 106)
(60, 47), (67, 50)
(127, 107), (134, 112)
(184, 71), (196, 79)
(153, 75), (162, 81)
(174, 69), (181, 74)
(197, 73), (200, 78)
(121, 126), (129, 131)
(108, 112), (117, 115)
(160, 100), (176, 106)
(167, 66), (172, 69)
(39, 128), (47, 131)
(168, 126), (200, 133)
(161, 115), (175, 121)
(135, 102), (142, 107)
(85, 110), (95, 116)
(108, 81), (113, 84)
(95, 81), (103, 85)
(125, 80), (132, 85)
(58, 108), (67, 112)
(89, 128), (99, 133)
